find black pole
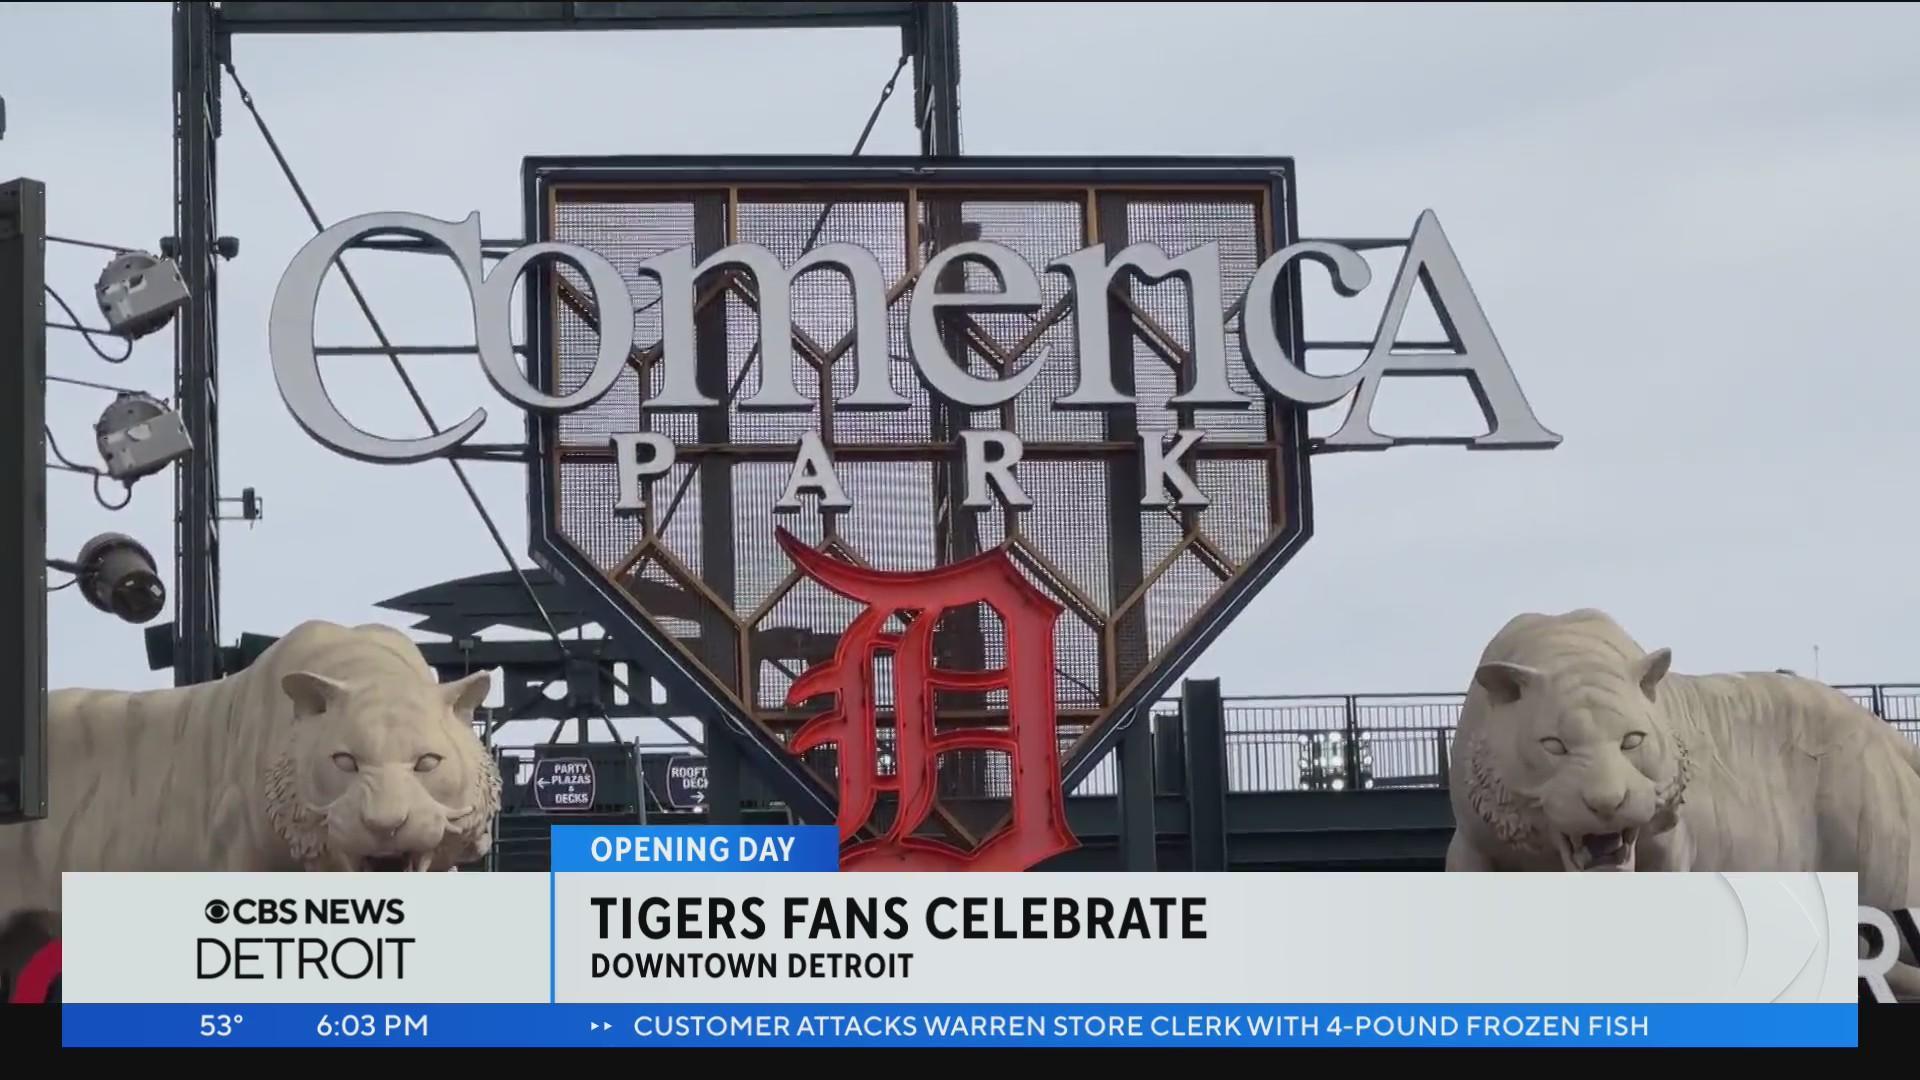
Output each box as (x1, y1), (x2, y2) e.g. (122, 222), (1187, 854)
(1154, 708), (1185, 796)
(1344, 694), (1361, 790)
(704, 717), (742, 825)
(0, 178), (48, 823)
(171, 2), (223, 686)
(912, 1), (961, 156)
(1180, 678), (1228, 871)
(1117, 710), (1156, 870)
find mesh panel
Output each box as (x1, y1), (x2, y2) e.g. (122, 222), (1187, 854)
(1197, 458), (1274, 565)
(733, 462), (823, 618)
(1147, 548), (1223, 658)
(543, 176), (1298, 807)
(557, 461), (646, 573)
(1125, 200), (1272, 444)
(555, 201), (689, 446)
(754, 574), (865, 711)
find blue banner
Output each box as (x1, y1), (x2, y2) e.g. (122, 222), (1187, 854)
(62, 1004), (1857, 1048)
(547, 825), (839, 872)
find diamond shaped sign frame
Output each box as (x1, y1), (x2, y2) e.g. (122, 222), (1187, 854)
(523, 156), (1313, 825)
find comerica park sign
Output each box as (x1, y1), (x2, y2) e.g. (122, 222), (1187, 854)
(270, 190), (1557, 516)
(266, 156), (1561, 869)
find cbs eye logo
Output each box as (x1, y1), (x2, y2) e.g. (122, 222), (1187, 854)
(202, 899), (298, 925)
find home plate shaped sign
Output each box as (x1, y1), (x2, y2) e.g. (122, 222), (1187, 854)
(267, 155), (1559, 868)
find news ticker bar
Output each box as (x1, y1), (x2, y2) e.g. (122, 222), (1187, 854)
(60, 1003), (1858, 1048)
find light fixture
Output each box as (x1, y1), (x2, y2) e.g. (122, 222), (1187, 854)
(55, 533), (166, 624)
(95, 392), (193, 482)
(94, 251), (190, 339)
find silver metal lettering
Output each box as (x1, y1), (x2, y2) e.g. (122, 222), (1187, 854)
(1247, 212), (1562, 450)
(1331, 212), (1561, 449)
(960, 430), (1033, 511)
(1140, 429), (1209, 508)
(477, 242), (634, 413)
(269, 208), (1562, 469)
(270, 211), (489, 464)
(776, 432), (852, 513)
(635, 246), (714, 410)
(1050, 242), (1242, 408)
(1241, 241), (1375, 405)
(611, 433), (675, 515)
(645, 242), (900, 413)
(909, 240), (1047, 408)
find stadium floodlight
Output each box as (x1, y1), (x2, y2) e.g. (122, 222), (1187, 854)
(53, 533), (167, 624)
(94, 391), (193, 482)
(94, 251), (190, 339)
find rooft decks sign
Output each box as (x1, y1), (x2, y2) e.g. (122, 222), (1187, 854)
(267, 156), (1560, 860)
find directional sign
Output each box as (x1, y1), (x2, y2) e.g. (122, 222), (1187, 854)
(532, 757), (596, 813)
(665, 755), (708, 812)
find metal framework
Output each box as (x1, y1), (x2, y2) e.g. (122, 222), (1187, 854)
(172, 5), (222, 685)
(167, 0), (963, 686)
(0, 179), (48, 823)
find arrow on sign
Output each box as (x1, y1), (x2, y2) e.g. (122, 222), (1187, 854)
(532, 758), (597, 812)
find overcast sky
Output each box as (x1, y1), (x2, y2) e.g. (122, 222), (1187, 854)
(6, 2), (1919, 741)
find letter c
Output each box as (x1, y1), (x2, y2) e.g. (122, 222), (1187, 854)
(271, 211), (489, 463)
(1239, 240), (1373, 406)
(926, 897), (957, 939)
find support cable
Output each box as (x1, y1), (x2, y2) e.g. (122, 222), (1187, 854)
(221, 47), (911, 770)
(222, 59), (703, 752)
(47, 234), (134, 255)
(46, 373), (140, 395)
(45, 425), (133, 510)
(801, 52), (910, 252)
(44, 285), (132, 363)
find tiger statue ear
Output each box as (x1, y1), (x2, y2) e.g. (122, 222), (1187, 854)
(1474, 661), (1540, 707)
(1637, 648), (1673, 702)
(282, 671), (348, 719)
(440, 671), (491, 718)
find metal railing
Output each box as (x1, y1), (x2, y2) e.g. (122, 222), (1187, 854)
(1134, 683), (1920, 796)
(546, 683), (1920, 806)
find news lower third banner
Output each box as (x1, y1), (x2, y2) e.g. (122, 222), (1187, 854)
(59, 826), (1860, 1048)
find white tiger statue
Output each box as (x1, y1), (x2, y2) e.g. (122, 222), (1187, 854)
(0, 620), (502, 914)
(1445, 608), (1920, 996)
